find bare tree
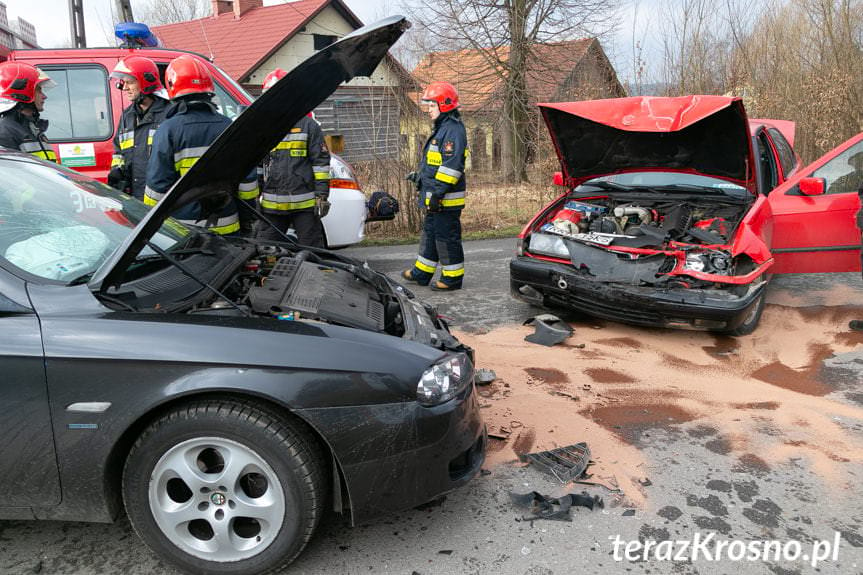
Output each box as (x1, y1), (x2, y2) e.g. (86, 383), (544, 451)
(135, 0), (211, 26)
(402, 0), (618, 182)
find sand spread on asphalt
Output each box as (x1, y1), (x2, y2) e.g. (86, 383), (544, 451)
(456, 302), (863, 506)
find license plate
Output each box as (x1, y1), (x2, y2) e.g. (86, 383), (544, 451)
(574, 232), (615, 246)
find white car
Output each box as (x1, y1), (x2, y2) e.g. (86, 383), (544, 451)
(323, 153), (370, 248)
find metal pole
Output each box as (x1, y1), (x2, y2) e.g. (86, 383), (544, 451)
(114, 0), (134, 22)
(69, 0), (86, 48)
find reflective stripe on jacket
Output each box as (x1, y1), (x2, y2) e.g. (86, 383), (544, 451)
(418, 112), (467, 211)
(262, 114), (330, 213)
(145, 99), (259, 235)
(0, 109), (56, 162)
(111, 97), (168, 200)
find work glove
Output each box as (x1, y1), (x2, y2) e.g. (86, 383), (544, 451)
(427, 194), (442, 213)
(315, 197), (331, 218)
(107, 167), (126, 191)
(405, 171), (421, 190)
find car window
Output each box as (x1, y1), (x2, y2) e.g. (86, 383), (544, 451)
(0, 157), (188, 282)
(768, 128), (796, 177)
(813, 140), (863, 195)
(757, 131), (778, 193)
(39, 66), (112, 141)
(213, 82), (242, 120)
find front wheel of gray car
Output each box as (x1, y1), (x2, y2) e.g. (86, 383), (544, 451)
(122, 400), (327, 575)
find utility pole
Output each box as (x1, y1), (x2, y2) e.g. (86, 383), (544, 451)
(69, 0), (86, 48)
(114, 0), (134, 22)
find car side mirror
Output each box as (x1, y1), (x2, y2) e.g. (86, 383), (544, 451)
(553, 171), (564, 186)
(799, 177), (826, 196)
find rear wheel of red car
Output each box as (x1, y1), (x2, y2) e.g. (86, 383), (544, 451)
(122, 400), (327, 575)
(721, 291), (766, 336)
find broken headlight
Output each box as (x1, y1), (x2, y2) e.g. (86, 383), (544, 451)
(417, 352), (473, 406)
(684, 250), (731, 274)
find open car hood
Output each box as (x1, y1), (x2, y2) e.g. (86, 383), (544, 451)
(90, 15), (410, 291)
(540, 96), (756, 189)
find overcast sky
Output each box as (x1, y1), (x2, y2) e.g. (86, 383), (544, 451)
(2, 0), (651, 83)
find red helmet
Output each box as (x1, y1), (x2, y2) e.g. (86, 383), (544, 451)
(421, 81), (459, 113)
(165, 55), (214, 100)
(262, 68), (287, 92)
(0, 62), (55, 112)
(110, 56), (163, 96)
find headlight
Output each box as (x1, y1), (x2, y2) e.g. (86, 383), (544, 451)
(417, 353), (473, 406)
(684, 250), (731, 274)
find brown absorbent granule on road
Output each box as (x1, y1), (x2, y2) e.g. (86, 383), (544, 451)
(583, 367), (636, 384)
(523, 367), (569, 386)
(457, 302), (863, 505)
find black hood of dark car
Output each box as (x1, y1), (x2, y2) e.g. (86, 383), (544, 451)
(90, 16), (410, 291)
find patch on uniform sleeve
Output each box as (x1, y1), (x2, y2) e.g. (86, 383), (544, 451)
(291, 127), (302, 133)
(431, 139), (437, 145)
(443, 140), (455, 155)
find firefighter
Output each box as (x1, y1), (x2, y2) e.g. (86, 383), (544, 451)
(402, 81), (467, 291)
(107, 56), (169, 200)
(0, 62), (56, 162)
(257, 68), (331, 247)
(145, 55), (259, 236)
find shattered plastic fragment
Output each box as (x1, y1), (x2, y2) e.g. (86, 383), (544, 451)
(523, 314), (573, 346)
(509, 490), (604, 522)
(519, 442), (591, 483)
(475, 368), (497, 385)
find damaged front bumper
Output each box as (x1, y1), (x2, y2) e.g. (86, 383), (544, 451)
(510, 255), (766, 331)
(296, 376), (486, 524)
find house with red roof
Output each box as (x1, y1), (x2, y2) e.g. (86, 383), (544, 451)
(151, 0), (416, 162)
(411, 39), (624, 170)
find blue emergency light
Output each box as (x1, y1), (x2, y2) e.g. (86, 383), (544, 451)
(114, 22), (160, 48)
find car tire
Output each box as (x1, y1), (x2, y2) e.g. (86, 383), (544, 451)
(122, 400), (327, 575)
(721, 291), (766, 336)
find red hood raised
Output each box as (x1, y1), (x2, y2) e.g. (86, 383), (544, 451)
(540, 96), (756, 190)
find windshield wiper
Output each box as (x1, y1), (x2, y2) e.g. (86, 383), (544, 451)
(133, 247), (214, 264)
(580, 181), (636, 192)
(67, 271), (96, 286)
(143, 241), (251, 317)
(653, 184), (723, 193)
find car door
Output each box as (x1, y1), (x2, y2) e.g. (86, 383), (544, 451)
(36, 64), (116, 182)
(768, 133), (863, 274)
(0, 275), (61, 507)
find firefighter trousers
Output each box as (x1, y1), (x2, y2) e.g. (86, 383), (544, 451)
(257, 211), (325, 248)
(409, 210), (465, 287)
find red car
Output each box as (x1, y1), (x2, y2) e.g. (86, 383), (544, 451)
(510, 95), (862, 335)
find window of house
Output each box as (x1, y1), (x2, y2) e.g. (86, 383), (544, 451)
(313, 34), (338, 51)
(40, 66), (112, 141)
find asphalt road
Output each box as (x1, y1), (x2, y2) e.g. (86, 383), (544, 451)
(1, 238), (862, 575)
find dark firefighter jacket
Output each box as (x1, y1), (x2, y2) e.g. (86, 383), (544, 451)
(110, 96), (169, 200)
(417, 111), (467, 211)
(145, 99), (259, 235)
(0, 108), (56, 162)
(261, 114), (330, 214)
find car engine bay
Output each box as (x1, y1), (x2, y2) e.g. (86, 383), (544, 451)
(526, 194), (757, 286)
(539, 195), (748, 249)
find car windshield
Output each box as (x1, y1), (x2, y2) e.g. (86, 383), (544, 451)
(580, 171), (746, 191)
(0, 156), (190, 282)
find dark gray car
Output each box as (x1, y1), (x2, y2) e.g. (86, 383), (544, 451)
(0, 17), (485, 575)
